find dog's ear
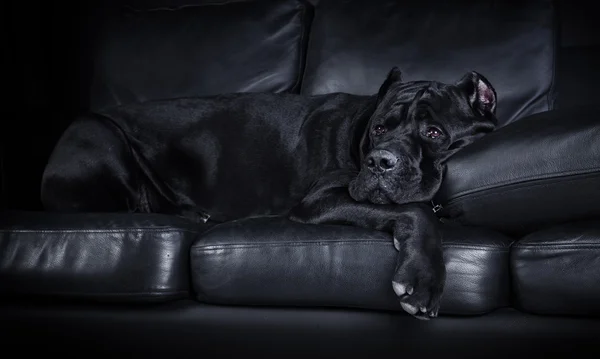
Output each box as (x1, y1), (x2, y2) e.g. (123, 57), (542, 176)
(377, 67), (403, 99)
(455, 71), (497, 117)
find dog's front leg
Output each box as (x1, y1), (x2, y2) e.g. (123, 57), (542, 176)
(389, 208), (445, 320)
(289, 171), (445, 319)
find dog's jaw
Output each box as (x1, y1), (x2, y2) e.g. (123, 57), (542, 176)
(348, 170), (408, 205)
(349, 167), (441, 205)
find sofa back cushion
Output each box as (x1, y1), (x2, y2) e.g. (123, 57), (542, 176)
(301, 0), (557, 127)
(433, 105), (600, 237)
(89, 0), (313, 111)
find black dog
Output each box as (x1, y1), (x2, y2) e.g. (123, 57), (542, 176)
(41, 67), (497, 319)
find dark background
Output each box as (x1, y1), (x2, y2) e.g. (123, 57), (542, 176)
(2, 0), (599, 211)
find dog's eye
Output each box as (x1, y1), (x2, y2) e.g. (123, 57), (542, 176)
(373, 124), (387, 136)
(425, 127), (443, 139)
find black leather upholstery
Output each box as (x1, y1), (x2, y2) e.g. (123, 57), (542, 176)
(3, 0), (600, 351)
(0, 211), (212, 302)
(89, 0), (313, 111)
(434, 106), (600, 236)
(301, 0), (557, 127)
(191, 216), (511, 315)
(512, 220), (600, 316)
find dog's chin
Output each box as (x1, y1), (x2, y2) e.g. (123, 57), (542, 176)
(349, 173), (428, 205)
(349, 174), (399, 204)
(367, 190), (392, 204)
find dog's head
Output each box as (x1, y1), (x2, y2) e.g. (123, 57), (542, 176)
(349, 67), (498, 205)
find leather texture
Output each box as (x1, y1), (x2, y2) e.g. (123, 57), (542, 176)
(3, 0), (600, 339)
(0, 211), (212, 302)
(434, 106), (600, 236)
(89, 0), (313, 111)
(301, 0), (556, 127)
(2, 302), (600, 358)
(191, 216), (511, 315)
(511, 220), (600, 316)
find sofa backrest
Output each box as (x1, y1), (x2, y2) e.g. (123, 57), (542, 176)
(4, 0), (573, 211)
(301, 0), (557, 127)
(89, 0), (313, 112)
(87, 0), (557, 127)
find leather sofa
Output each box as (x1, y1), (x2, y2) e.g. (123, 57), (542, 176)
(2, 0), (600, 357)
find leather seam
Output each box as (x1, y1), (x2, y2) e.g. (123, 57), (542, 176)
(515, 245), (600, 250)
(297, 0), (314, 94)
(193, 241), (391, 250)
(443, 245), (510, 251)
(0, 228), (199, 234)
(192, 242), (510, 251)
(444, 169), (600, 204)
(546, 0), (558, 111)
(5, 291), (189, 297)
(290, 0), (312, 93)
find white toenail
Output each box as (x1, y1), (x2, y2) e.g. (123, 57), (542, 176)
(393, 237), (400, 250)
(392, 282), (406, 296)
(401, 303), (418, 315)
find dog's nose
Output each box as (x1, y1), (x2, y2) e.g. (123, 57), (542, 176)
(366, 150), (398, 173)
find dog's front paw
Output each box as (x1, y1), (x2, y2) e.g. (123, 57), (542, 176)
(392, 250), (446, 320)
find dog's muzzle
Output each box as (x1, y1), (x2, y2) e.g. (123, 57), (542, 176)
(366, 150), (399, 174)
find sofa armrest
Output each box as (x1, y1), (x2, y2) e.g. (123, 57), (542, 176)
(0, 211), (212, 302)
(434, 105), (600, 236)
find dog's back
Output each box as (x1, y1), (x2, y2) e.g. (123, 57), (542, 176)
(41, 92), (374, 222)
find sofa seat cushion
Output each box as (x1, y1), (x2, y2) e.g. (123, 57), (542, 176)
(511, 220), (600, 316)
(89, 0), (313, 111)
(191, 216), (512, 315)
(433, 106), (600, 237)
(0, 211), (211, 302)
(301, 0), (556, 126)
